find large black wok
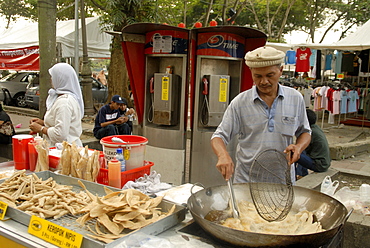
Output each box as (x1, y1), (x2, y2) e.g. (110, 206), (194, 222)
(187, 183), (349, 247)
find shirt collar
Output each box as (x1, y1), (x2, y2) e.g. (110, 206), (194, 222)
(252, 84), (285, 102)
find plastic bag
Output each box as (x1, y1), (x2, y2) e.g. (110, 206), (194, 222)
(114, 233), (174, 248)
(320, 176), (339, 196)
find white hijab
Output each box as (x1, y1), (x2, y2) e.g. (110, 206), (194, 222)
(47, 63), (84, 117)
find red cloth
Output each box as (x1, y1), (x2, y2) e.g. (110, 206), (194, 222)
(295, 48), (312, 72)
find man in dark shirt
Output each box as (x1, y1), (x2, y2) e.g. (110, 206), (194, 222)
(118, 97), (136, 135)
(296, 109), (331, 178)
(93, 95), (131, 140)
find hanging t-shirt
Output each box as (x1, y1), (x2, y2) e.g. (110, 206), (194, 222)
(341, 52), (355, 72)
(347, 90), (359, 113)
(319, 86), (329, 110)
(340, 90), (349, 114)
(359, 49), (370, 73)
(295, 47), (312, 72)
(302, 87), (313, 108)
(310, 49), (317, 67)
(285, 50), (296, 65)
(313, 87), (323, 111)
(332, 90), (341, 115)
(325, 53), (333, 71)
(348, 55), (360, 76)
(334, 51), (342, 74)
(326, 87), (334, 113)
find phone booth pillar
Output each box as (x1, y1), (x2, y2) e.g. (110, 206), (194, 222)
(189, 26), (267, 187)
(121, 23), (190, 185)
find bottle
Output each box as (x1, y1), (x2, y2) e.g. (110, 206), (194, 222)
(116, 148), (126, 172)
(108, 159), (121, 188)
(34, 133), (43, 145)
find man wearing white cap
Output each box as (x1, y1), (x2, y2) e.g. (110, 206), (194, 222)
(211, 46), (311, 183)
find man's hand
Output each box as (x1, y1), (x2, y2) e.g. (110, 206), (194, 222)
(116, 116), (128, 125)
(211, 137), (234, 181)
(126, 108), (135, 116)
(284, 144), (301, 164)
(216, 155), (234, 181)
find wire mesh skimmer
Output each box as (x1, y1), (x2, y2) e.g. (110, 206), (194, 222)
(249, 149), (294, 222)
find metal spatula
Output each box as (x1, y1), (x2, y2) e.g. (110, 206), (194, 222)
(249, 149), (294, 222)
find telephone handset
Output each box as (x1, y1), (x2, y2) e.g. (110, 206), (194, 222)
(202, 77), (209, 95)
(149, 76), (154, 94)
(148, 76), (155, 123)
(201, 77), (210, 125)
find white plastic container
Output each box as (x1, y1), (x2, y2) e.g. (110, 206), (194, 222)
(100, 135), (148, 171)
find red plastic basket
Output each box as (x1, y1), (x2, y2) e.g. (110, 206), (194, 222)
(96, 161), (154, 188)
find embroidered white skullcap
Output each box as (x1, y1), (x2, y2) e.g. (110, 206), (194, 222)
(244, 46), (285, 68)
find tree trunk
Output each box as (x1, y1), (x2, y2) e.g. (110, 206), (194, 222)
(108, 35), (130, 106)
(38, 0), (56, 118)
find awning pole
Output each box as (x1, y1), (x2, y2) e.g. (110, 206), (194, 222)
(74, 0), (79, 73)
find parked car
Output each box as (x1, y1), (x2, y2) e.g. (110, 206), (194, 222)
(0, 71), (39, 107)
(25, 76), (108, 110)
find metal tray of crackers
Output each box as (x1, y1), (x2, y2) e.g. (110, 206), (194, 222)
(0, 170), (186, 248)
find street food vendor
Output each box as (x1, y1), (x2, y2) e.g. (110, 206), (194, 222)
(29, 63), (84, 147)
(211, 46), (311, 183)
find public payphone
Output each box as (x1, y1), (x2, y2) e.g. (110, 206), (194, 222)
(148, 73), (181, 126)
(189, 26), (267, 187)
(120, 23), (191, 186)
(200, 75), (230, 127)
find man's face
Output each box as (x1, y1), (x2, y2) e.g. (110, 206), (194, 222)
(111, 102), (122, 110)
(251, 65), (283, 95)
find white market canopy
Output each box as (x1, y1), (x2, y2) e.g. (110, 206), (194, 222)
(0, 17), (111, 58)
(267, 18), (370, 52)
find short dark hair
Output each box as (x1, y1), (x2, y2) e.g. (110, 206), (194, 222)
(306, 109), (316, 125)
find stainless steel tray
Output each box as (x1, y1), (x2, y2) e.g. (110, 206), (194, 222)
(1, 171), (186, 248)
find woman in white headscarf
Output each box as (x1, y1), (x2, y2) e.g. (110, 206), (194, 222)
(29, 63), (84, 147)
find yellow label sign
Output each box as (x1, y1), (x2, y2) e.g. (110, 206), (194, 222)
(124, 149), (130, 160)
(219, 78), (228, 102)
(336, 74), (344, 79)
(161, 76), (169, 101)
(0, 201), (8, 220)
(28, 215), (83, 248)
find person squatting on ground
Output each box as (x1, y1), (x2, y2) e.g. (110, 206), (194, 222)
(118, 97), (136, 135)
(211, 46), (312, 183)
(295, 109), (331, 178)
(93, 95), (131, 140)
(29, 63), (84, 147)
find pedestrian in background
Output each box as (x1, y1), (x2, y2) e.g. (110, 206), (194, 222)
(96, 70), (107, 86)
(0, 103), (15, 144)
(29, 63), (84, 147)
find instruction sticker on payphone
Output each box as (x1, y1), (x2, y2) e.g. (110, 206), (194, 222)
(148, 73), (180, 126)
(201, 75), (230, 127)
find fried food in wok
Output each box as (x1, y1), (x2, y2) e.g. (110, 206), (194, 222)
(221, 201), (324, 235)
